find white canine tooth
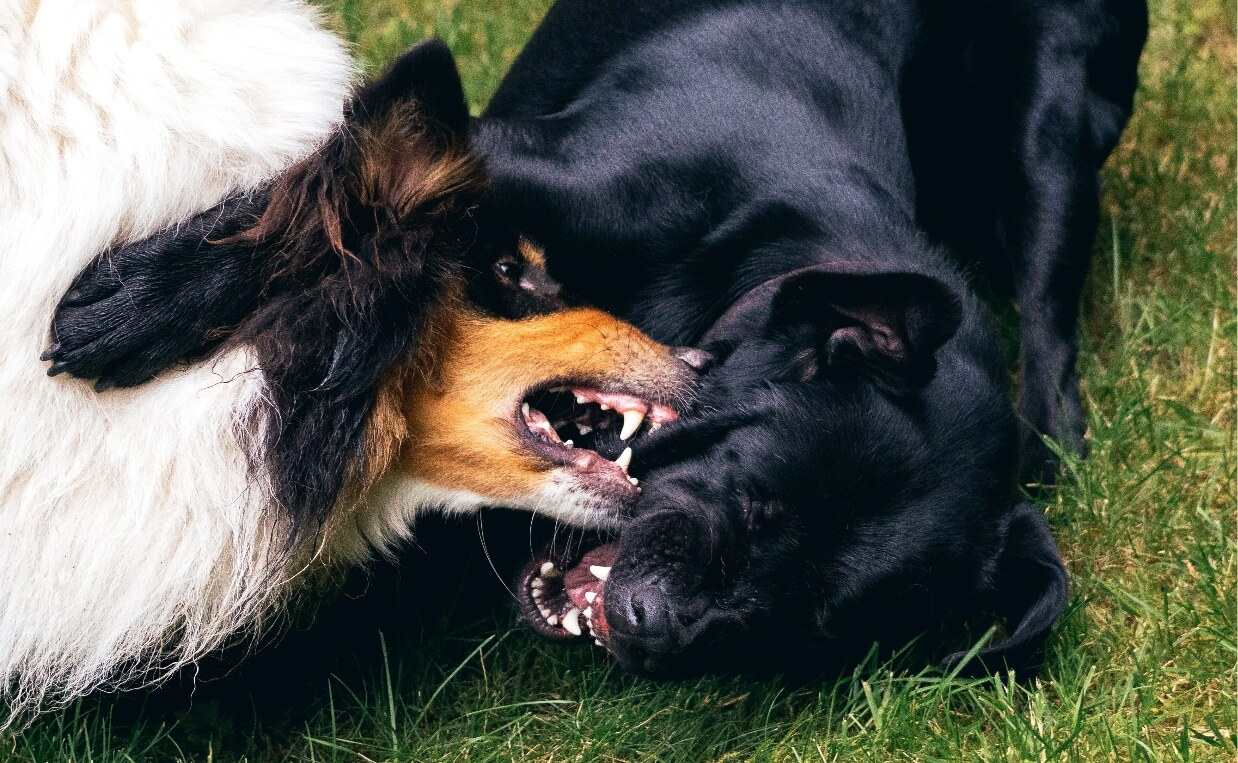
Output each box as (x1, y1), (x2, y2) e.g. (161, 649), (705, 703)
(577, 423), (593, 435)
(540, 561), (559, 577)
(562, 607), (582, 636)
(589, 565), (611, 581)
(521, 402), (530, 417)
(614, 447), (633, 471)
(620, 409), (646, 440)
(584, 590), (597, 603)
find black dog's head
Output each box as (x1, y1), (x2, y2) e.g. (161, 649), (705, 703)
(519, 263), (1069, 678)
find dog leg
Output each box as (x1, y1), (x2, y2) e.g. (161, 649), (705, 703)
(45, 192), (271, 390)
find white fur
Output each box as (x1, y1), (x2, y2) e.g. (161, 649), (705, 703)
(354, 475), (622, 562)
(0, 0), (355, 724)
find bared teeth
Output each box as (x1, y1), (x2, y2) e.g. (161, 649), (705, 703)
(629, 476), (639, 486)
(584, 590), (597, 604)
(620, 409), (646, 440)
(589, 565), (611, 581)
(562, 607), (582, 636)
(540, 561), (560, 578)
(614, 447), (633, 471)
(564, 440), (574, 448)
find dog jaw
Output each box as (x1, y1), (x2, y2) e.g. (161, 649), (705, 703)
(398, 302), (693, 516)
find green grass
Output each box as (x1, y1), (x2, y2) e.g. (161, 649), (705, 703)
(5, 0), (1234, 760)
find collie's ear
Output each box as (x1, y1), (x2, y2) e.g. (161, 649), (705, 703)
(355, 37), (469, 138)
(228, 39), (486, 534)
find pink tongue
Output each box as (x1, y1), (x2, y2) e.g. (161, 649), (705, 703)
(563, 544), (619, 642)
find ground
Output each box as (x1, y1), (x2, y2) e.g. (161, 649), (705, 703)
(5, 0), (1235, 760)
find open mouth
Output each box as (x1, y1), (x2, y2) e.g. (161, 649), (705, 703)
(518, 385), (677, 493)
(517, 543), (619, 647)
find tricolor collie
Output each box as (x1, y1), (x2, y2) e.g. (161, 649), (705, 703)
(0, 1), (699, 723)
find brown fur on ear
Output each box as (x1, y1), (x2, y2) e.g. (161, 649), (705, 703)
(219, 101), (488, 287)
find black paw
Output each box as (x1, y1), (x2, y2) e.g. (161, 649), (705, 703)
(44, 254), (198, 390)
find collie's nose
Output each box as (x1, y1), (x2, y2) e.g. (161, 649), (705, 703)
(672, 347), (714, 374)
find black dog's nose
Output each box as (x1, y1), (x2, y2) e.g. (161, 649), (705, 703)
(672, 347), (714, 373)
(615, 585), (672, 635)
(606, 581), (682, 670)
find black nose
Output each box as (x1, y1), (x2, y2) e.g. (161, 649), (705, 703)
(606, 580), (683, 673)
(672, 347), (714, 374)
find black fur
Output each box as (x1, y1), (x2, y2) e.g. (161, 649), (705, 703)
(475, 0), (1143, 676)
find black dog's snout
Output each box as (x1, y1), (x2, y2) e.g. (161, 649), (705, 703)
(614, 584), (673, 636)
(606, 578), (687, 673)
(672, 347), (715, 374)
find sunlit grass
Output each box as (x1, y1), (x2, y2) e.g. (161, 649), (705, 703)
(4, 0), (1233, 760)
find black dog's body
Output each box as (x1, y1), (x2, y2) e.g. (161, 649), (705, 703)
(477, 0), (1142, 674)
(45, 1), (1145, 677)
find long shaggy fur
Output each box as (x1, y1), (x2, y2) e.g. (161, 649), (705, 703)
(0, 0), (354, 723)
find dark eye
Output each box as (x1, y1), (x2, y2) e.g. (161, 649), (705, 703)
(494, 256), (521, 279)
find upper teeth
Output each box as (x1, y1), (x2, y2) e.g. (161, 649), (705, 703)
(589, 565), (611, 581)
(620, 409), (646, 440)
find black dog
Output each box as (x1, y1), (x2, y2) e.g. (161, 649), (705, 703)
(484, 0), (1144, 676)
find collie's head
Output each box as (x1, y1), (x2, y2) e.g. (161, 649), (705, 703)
(75, 40), (704, 542)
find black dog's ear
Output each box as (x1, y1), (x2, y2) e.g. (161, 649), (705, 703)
(940, 502), (1070, 679)
(355, 38), (469, 138)
(770, 268), (962, 390)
